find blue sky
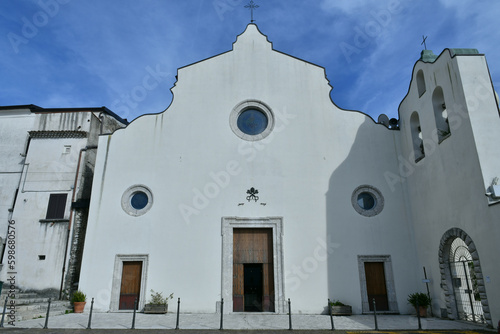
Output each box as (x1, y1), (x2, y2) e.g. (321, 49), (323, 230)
(1, 0), (499, 121)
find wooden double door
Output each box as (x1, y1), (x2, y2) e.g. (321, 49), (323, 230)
(233, 228), (274, 312)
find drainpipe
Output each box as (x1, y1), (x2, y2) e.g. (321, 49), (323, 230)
(59, 145), (97, 300)
(99, 112), (104, 135)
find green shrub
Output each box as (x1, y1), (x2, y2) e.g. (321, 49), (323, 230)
(407, 292), (431, 307)
(329, 300), (346, 306)
(148, 290), (173, 305)
(71, 290), (86, 303)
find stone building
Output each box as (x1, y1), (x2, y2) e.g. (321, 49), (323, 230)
(0, 105), (127, 298)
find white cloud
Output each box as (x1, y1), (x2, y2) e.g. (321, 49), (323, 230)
(1, 0), (499, 121)
(320, 0), (367, 14)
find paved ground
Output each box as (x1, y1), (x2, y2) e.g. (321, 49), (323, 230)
(0, 329), (495, 334)
(0, 312), (493, 333)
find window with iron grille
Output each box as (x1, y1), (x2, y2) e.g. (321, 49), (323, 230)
(46, 193), (68, 219)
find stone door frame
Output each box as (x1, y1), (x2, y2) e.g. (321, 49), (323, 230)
(221, 217), (285, 313)
(358, 255), (398, 313)
(438, 228), (491, 325)
(110, 254), (149, 312)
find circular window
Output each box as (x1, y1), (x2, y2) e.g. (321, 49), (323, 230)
(121, 185), (153, 216)
(357, 192), (376, 210)
(131, 191), (148, 210)
(230, 100), (274, 141)
(351, 185), (384, 217)
(237, 109), (268, 135)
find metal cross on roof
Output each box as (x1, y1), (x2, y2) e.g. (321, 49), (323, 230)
(421, 35), (428, 50)
(245, 0), (259, 23)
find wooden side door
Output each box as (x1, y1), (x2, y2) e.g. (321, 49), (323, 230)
(365, 262), (389, 311)
(119, 261), (142, 310)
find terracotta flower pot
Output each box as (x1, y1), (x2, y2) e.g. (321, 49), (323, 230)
(74, 301), (86, 313)
(416, 305), (427, 317)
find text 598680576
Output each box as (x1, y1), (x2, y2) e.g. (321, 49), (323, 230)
(6, 219), (17, 326)
(7, 220), (16, 270)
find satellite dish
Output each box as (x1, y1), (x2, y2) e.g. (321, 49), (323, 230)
(378, 114), (390, 127)
(389, 118), (399, 129)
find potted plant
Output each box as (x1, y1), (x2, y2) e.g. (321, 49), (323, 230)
(72, 290), (86, 313)
(144, 290), (173, 314)
(407, 292), (431, 317)
(329, 300), (352, 316)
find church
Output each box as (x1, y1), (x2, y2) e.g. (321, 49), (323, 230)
(2, 22), (497, 326)
(75, 24), (498, 325)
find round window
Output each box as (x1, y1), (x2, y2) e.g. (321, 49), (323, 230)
(131, 191), (149, 210)
(357, 192), (376, 210)
(237, 109), (268, 135)
(121, 185), (153, 216)
(351, 185), (384, 217)
(230, 100), (274, 141)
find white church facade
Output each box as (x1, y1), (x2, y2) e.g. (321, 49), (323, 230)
(1, 24), (498, 327)
(74, 24), (498, 326)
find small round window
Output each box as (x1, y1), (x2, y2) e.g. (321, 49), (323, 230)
(352, 185), (384, 217)
(131, 191), (148, 210)
(122, 185), (153, 216)
(357, 192), (376, 210)
(237, 109), (268, 135)
(230, 100), (274, 141)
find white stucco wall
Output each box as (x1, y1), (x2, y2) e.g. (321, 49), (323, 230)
(0, 109), (35, 237)
(0, 110), (125, 294)
(80, 24), (419, 315)
(6, 136), (85, 291)
(398, 50), (499, 326)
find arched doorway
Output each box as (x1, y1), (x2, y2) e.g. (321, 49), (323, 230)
(438, 228), (490, 325)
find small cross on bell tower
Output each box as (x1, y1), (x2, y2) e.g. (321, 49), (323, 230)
(421, 35), (428, 50)
(245, 0), (259, 23)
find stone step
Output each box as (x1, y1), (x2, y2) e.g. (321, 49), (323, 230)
(15, 301), (70, 311)
(1, 301), (72, 322)
(0, 292), (39, 300)
(4, 297), (52, 305)
(0, 289), (71, 324)
(16, 309), (70, 322)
